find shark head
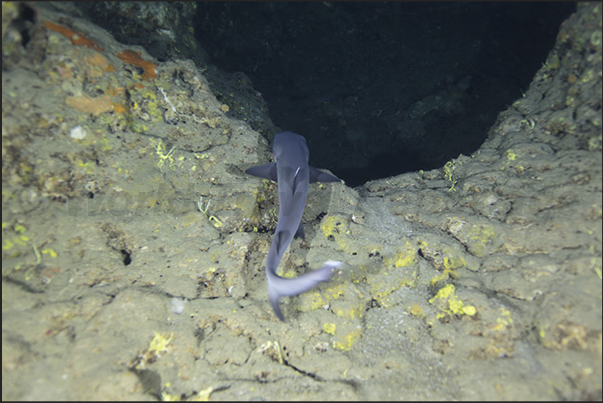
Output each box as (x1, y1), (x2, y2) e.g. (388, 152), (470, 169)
(273, 131), (309, 165)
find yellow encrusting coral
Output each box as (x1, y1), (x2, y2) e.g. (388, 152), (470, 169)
(323, 322), (337, 335)
(429, 284), (477, 318)
(149, 332), (174, 355)
(332, 325), (362, 351)
(131, 332), (174, 370)
(321, 215), (352, 252)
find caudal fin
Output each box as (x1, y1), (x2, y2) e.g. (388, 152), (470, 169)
(268, 261), (342, 321)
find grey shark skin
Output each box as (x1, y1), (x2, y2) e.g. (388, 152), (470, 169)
(246, 131), (342, 321)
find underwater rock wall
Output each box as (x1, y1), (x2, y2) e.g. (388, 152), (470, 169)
(1, 2), (601, 400)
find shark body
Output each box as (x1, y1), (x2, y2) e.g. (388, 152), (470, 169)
(246, 131), (341, 321)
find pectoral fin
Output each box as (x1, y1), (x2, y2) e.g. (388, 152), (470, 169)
(295, 222), (305, 239)
(273, 230), (291, 257)
(309, 166), (340, 183)
(246, 163), (278, 181)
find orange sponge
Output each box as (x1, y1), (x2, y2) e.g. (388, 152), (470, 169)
(43, 21), (104, 52)
(117, 50), (158, 81)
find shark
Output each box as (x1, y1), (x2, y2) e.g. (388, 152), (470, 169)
(246, 131), (342, 321)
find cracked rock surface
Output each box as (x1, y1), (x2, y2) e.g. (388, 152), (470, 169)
(2, 2), (601, 400)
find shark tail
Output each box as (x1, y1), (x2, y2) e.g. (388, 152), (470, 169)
(267, 261), (342, 321)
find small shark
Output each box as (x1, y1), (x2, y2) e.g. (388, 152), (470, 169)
(246, 131), (342, 321)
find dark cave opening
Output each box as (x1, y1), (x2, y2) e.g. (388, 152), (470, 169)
(194, 2), (575, 187)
